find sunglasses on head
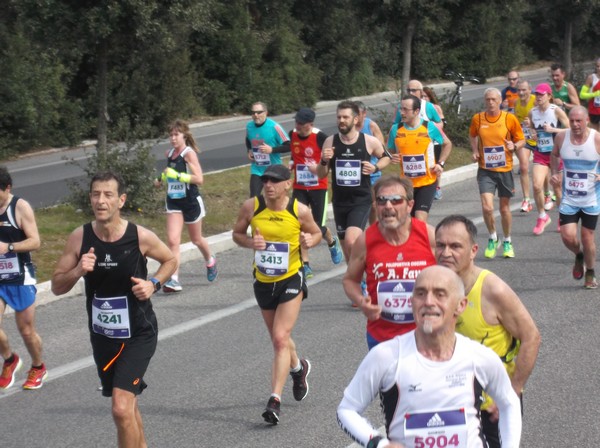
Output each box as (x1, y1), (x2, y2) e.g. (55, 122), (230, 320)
(376, 195), (407, 206)
(261, 176), (285, 184)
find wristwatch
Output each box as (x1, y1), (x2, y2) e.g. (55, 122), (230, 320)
(8, 243), (14, 252)
(438, 161), (445, 168)
(149, 277), (161, 293)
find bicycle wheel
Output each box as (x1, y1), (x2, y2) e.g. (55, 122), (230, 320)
(449, 92), (460, 113)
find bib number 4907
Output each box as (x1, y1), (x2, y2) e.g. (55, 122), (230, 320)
(415, 434), (460, 448)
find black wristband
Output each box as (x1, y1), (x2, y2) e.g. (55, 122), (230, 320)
(320, 159), (328, 166)
(366, 436), (383, 448)
(373, 165), (379, 173)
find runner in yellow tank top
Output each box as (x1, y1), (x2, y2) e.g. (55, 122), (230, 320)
(514, 80), (536, 213)
(435, 215), (540, 448)
(232, 164), (322, 425)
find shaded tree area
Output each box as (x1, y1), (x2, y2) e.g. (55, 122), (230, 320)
(1, 0), (599, 156)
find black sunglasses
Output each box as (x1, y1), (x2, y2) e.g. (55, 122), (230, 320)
(376, 195), (407, 206)
(261, 176), (285, 184)
(251, 110), (265, 115)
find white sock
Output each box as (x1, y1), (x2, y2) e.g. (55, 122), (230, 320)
(290, 360), (302, 373)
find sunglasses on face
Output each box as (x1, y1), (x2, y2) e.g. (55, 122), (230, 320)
(407, 88), (421, 93)
(508, 77), (518, 81)
(251, 110), (265, 115)
(376, 195), (407, 206)
(261, 176), (285, 184)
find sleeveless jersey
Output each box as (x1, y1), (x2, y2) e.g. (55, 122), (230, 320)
(81, 222), (156, 339)
(530, 104), (560, 153)
(364, 218), (435, 343)
(588, 74), (600, 116)
(291, 128), (328, 191)
(393, 121), (438, 188)
(338, 332), (522, 448)
(455, 270), (519, 411)
(515, 94), (536, 147)
(330, 133), (372, 206)
(166, 147), (199, 202)
(246, 118), (289, 176)
(250, 196), (302, 283)
(469, 111), (524, 173)
(551, 82), (570, 108)
(559, 129), (600, 214)
(0, 196), (35, 285)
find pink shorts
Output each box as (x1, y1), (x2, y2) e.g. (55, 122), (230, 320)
(533, 151), (563, 170)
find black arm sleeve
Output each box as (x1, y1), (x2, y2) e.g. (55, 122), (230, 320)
(272, 141), (291, 154)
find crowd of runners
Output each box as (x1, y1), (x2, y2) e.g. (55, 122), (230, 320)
(0, 60), (599, 447)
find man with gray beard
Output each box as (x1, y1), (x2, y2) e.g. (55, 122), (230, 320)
(342, 175), (436, 349)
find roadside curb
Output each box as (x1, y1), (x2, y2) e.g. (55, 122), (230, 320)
(27, 163), (480, 311)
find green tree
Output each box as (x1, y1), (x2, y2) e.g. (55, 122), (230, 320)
(444, 1), (530, 77)
(528, 0), (600, 74)
(0, 7), (84, 156)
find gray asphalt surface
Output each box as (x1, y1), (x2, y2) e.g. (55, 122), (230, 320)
(1, 160), (599, 447)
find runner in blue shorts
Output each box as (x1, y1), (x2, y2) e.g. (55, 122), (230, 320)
(0, 166), (47, 391)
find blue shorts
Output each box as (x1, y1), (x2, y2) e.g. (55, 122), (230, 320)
(0, 285), (37, 312)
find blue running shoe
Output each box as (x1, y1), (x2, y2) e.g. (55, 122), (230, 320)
(329, 236), (343, 264)
(162, 279), (182, 293)
(206, 257), (218, 282)
(303, 263), (314, 279)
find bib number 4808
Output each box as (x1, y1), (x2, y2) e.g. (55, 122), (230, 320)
(415, 434), (460, 448)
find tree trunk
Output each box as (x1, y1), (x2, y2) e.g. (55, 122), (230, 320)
(96, 39), (108, 155)
(401, 19), (416, 92)
(563, 19), (573, 76)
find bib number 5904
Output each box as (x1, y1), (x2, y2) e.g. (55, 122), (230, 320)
(415, 434), (460, 448)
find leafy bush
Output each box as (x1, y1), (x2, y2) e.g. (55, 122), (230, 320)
(67, 142), (162, 215)
(441, 102), (474, 150)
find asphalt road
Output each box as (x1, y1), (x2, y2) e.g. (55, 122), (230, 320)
(1, 166), (598, 447)
(4, 68), (552, 208)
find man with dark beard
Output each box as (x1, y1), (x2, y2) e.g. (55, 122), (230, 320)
(342, 175), (436, 349)
(317, 100), (386, 264)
